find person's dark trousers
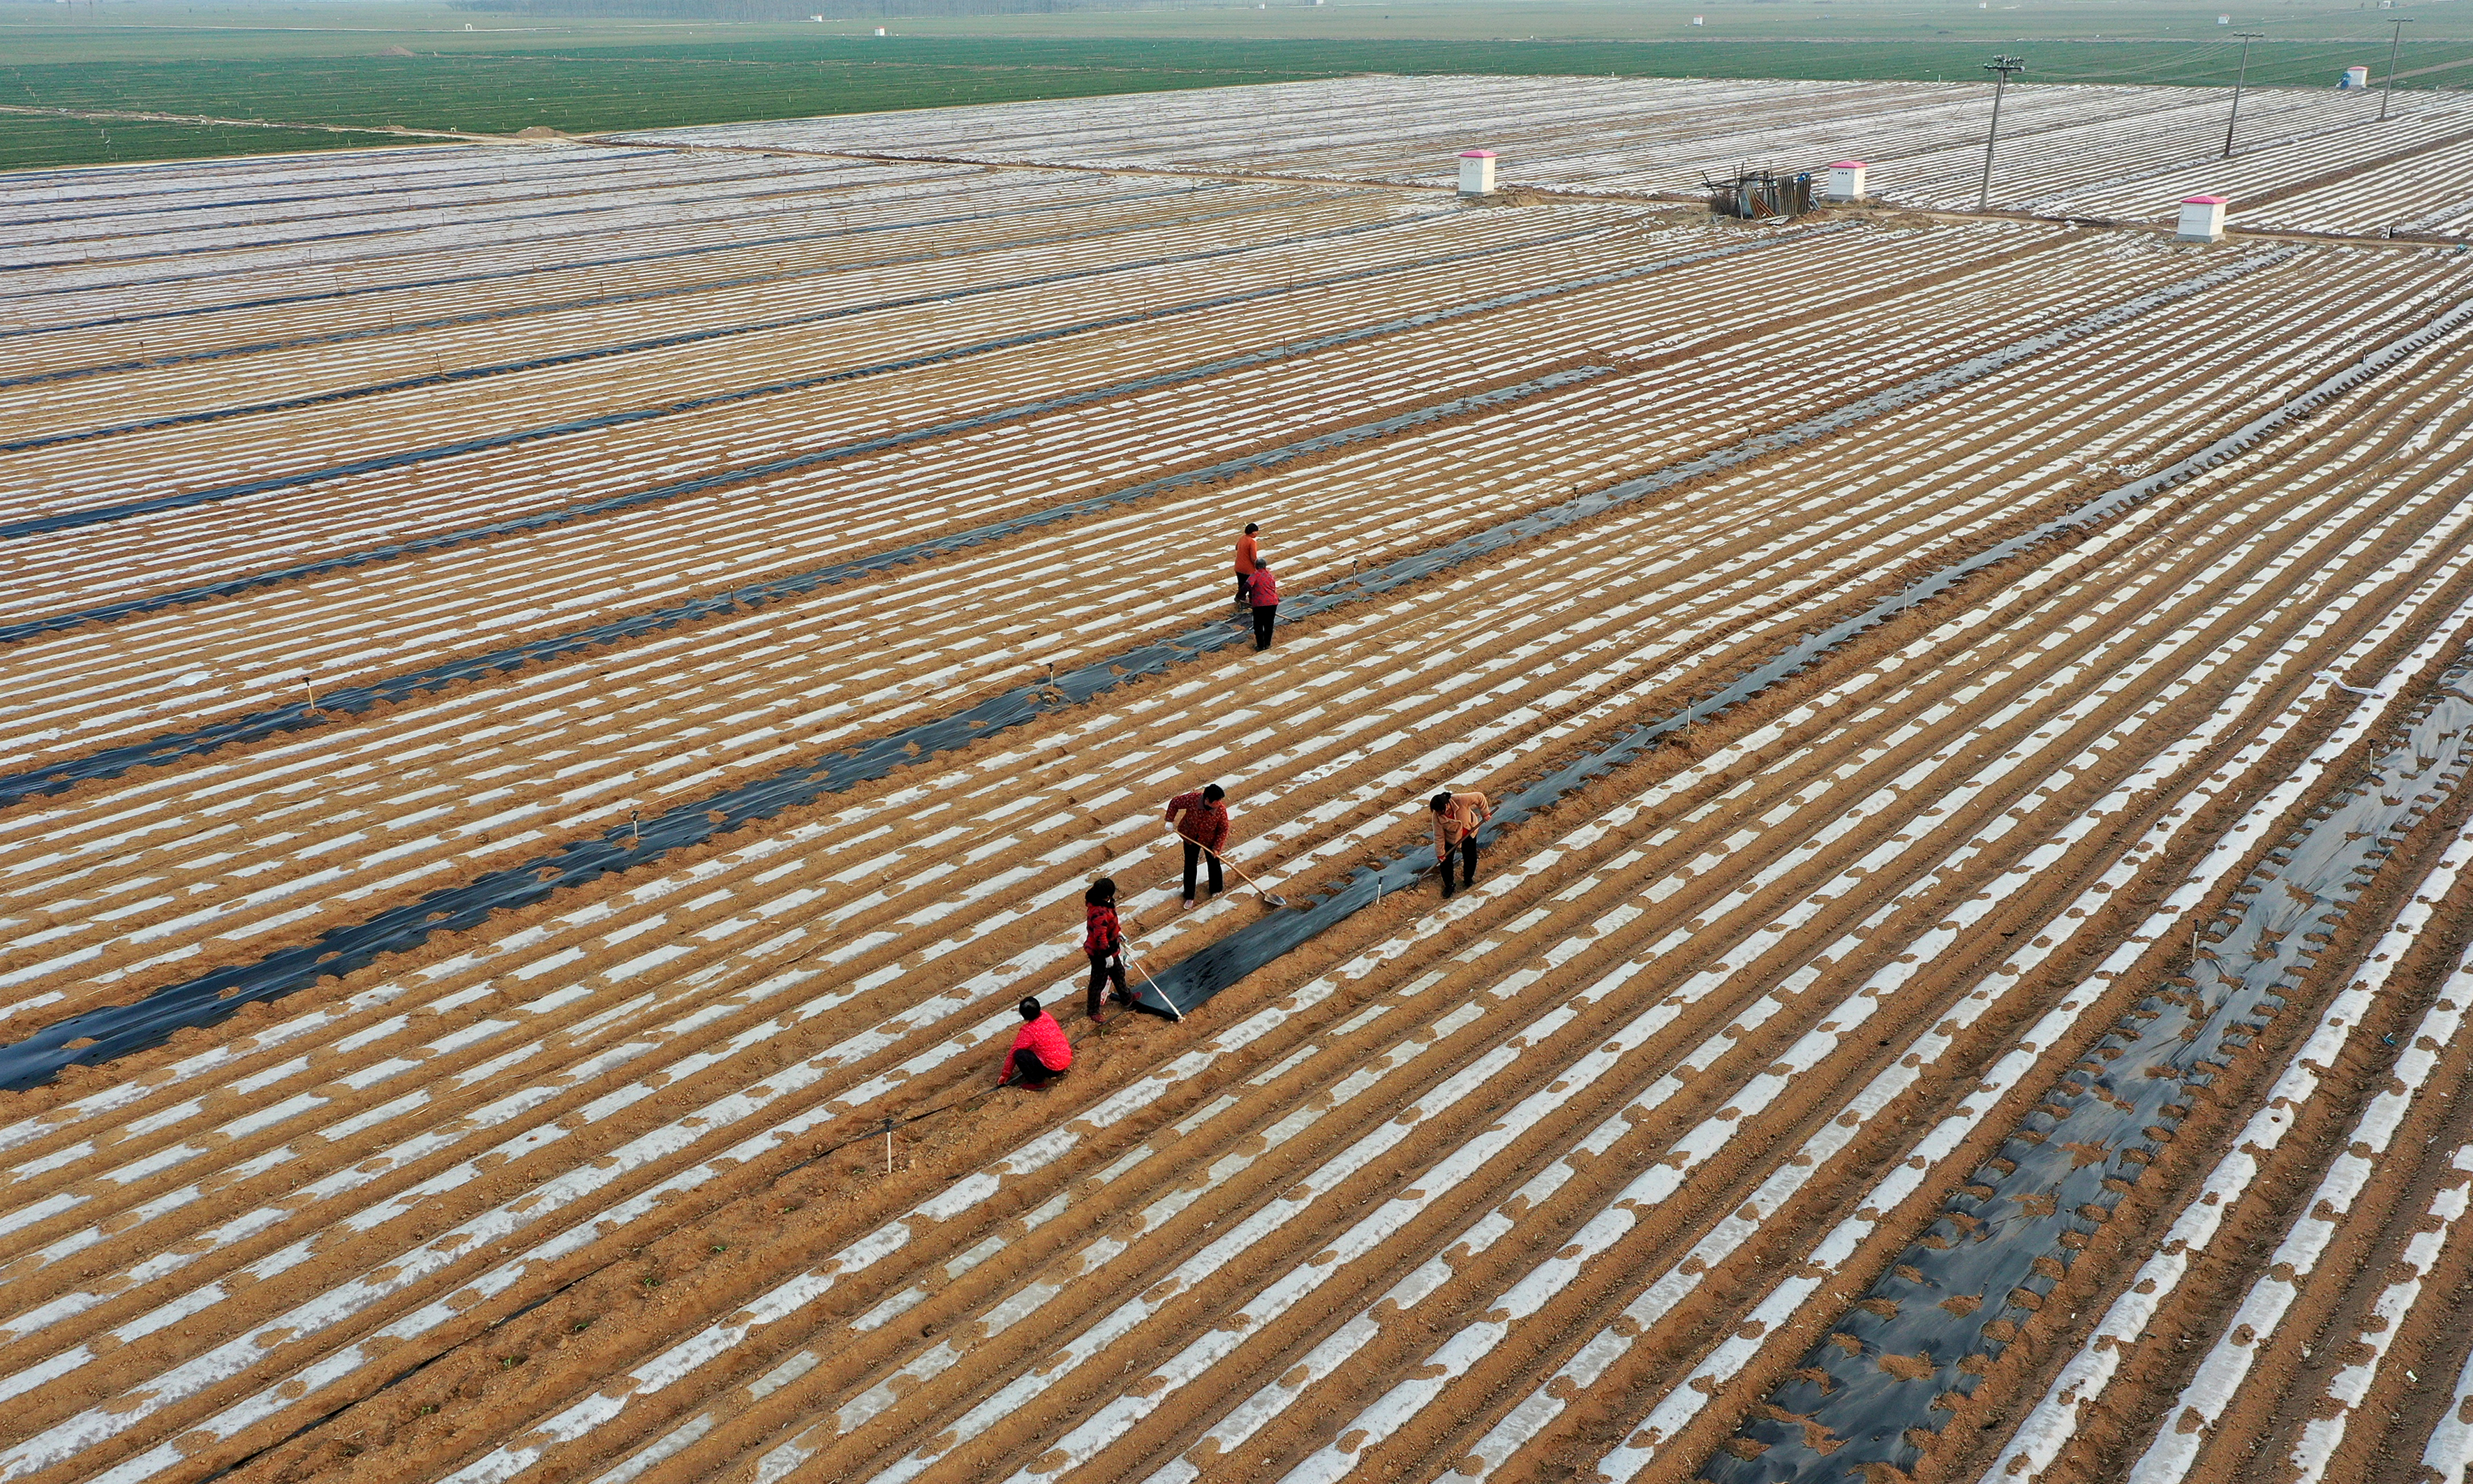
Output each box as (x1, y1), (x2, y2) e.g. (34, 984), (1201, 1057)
(1440, 837), (1478, 897)
(1252, 603), (1277, 650)
(1009, 1047), (1064, 1087)
(1182, 839), (1225, 903)
(1235, 574), (1253, 606)
(1086, 951), (1127, 1017)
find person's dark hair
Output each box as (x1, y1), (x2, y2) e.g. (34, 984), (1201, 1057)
(1085, 877), (1116, 906)
(1245, 522), (1259, 533)
(1429, 793), (1453, 813)
(1203, 783), (1225, 802)
(1018, 997), (1041, 1020)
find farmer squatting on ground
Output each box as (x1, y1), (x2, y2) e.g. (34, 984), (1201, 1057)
(1164, 781), (1230, 910)
(997, 996), (1074, 1088)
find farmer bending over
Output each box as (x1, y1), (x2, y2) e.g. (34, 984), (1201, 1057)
(1431, 789), (1492, 899)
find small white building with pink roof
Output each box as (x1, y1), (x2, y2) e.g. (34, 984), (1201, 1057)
(2178, 195), (2230, 241)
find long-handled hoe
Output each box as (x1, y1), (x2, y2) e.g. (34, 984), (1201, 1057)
(1156, 847), (1290, 907)
(1120, 931), (1184, 1023)
(1200, 843), (1289, 907)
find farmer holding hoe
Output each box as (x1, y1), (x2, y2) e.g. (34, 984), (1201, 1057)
(1083, 877), (1134, 1021)
(1432, 789), (1492, 899)
(1164, 782), (1231, 911)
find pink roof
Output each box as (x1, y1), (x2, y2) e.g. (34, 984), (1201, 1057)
(1460, 149), (1497, 158)
(1829, 161), (1867, 170)
(2183, 195), (2231, 205)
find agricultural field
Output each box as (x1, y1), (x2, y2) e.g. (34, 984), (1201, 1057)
(14, 91), (2473, 1484)
(13, 0), (2473, 173)
(627, 72), (2473, 237)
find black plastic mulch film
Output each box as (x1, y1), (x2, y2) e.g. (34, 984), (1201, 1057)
(0, 221), (1815, 665)
(1705, 669), (2473, 1484)
(0, 241), (2312, 1088)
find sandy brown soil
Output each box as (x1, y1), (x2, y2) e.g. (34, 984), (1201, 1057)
(12, 135), (2473, 1484)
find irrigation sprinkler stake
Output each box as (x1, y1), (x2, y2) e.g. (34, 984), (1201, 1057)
(301, 674), (318, 713)
(884, 1117), (895, 1175)
(629, 809), (641, 848)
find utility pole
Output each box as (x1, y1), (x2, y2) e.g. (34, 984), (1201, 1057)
(2380, 17), (2412, 121)
(2226, 31), (2266, 156)
(1979, 54), (2026, 212)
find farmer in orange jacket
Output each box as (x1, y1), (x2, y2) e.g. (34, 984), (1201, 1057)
(1164, 782), (1230, 910)
(1431, 789), (1492, 899)
(1233, 523), (1261, 607)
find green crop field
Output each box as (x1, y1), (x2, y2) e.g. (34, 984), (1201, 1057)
(0, 111), (420, 169)
(6, 0), (2471, 172)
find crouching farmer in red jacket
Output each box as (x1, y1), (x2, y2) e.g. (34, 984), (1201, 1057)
(999, 997), (1074, 1088)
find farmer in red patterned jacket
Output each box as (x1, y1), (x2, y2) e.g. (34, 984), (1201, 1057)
(1164, 782), (1230, 911)
(1083, 877), (1132, 1021)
